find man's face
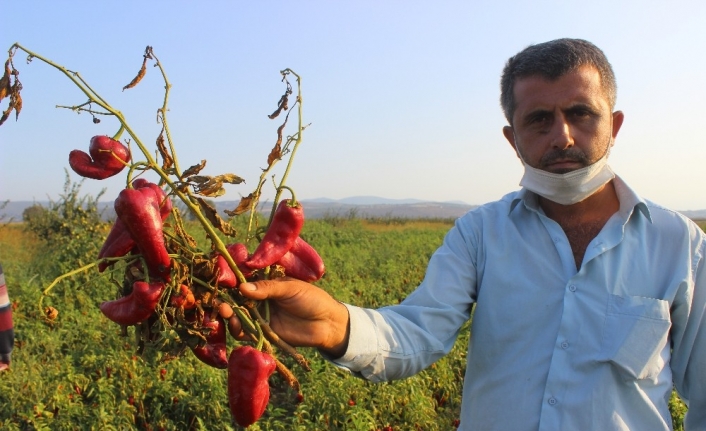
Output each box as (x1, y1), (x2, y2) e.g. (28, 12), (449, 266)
(502, 65), (624, 173)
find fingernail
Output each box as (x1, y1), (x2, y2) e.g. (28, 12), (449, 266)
(241, 282), (257, 292)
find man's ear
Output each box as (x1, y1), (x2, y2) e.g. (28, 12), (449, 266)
(611, 111), (624, 143)
(502, 126), (519, 158)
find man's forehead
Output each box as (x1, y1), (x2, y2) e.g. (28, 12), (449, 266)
(512, 65), (608, 112)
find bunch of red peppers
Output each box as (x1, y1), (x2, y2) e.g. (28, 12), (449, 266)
(68, 138), (324, 427)
(7, 42), (320, 428)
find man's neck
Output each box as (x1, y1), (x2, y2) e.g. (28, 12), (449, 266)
(538, 180), (620, 226)
(538, 181), (620, 269)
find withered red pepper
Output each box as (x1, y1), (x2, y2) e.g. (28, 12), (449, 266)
(227, 345), (276, 427)
(68, 135), (131, 180)
(98, 180), (171, 272)
(100, 281), (164, 326)
(277, 236), (325, 282)
(245, 199), (303, 269)
(114, 187), (171, 281)
(190, 312), (228, 369)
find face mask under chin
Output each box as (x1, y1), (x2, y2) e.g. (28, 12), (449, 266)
(515, 139), (615, 205)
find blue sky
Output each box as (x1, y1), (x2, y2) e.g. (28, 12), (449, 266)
(2, 1), (706, 210)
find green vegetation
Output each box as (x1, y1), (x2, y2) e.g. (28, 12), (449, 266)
(0, 186), (694, 430)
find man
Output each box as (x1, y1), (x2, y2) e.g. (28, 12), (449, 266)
(0, 263), (14, 372)
(232, 39), (706, 430)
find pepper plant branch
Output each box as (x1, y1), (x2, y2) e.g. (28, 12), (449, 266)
(14, 43), (246, 292)
(270, 69), (304, 220)
(150, 50), (182, 176)
(38, 261), (98, 320)
(12, 44), (113, 113)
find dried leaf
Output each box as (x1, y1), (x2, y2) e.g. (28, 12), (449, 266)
(268, 92), (289, 119)
(171, 211), (198, 248)
(156, 130), (174, 171)
(122, 46), (153, 91)
(192, 176), (225, 197)
(224, 194), (254, 216)
(267, 122), (287, 167)
(13, 91), (22, 120)
(182, 160), (207, 179)
(123, 56), (148, 91)
(219, 173), (245, 185)
(0, 107), (10, 126)
(0, 60), (11, 102)
(196, 197), (237, 237)
(190, 176), (211, 184)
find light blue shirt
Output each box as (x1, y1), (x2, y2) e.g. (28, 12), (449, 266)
(334, 177), (706, 430)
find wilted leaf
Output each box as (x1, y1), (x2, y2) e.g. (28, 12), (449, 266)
(122, 46), (153, 91)
(13, 90), (22, 120)
(156, 130), (174, 171)
(219, 173), (245, 185)
(170, 212), (198, 248)
(196, 197), (237, 237)
(0, 60), (11, 102)
(268, 79), (293, 119)
(224, 194), (255, 216)
(190, 176), (210, 184)
(268, 92), (289, 119)
(182, 160), (207, 179)
(0, 108), (10, 126)
(267, 122), (286, 167)
(191, 176), (223, 197)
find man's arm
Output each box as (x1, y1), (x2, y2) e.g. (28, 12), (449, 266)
(671, 236), (706, 429)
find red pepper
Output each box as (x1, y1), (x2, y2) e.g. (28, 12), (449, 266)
(227, 346), (276, 427)
(114, 187), (171, 281)
(68, 135), (131, 180)
(190, 312), (228, 369)
(213, 243), (254, 288)
(214, 254), (237, 288)
(100, 281), (164, 326)
(277, 236), (325, 282)
(132, 178), (173, 220)
(97, 180), (171, 272)
(245, 199), (304, 269)
(97, 217), (135, 272)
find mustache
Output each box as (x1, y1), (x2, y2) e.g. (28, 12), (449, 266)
(539, 148), (590, 169)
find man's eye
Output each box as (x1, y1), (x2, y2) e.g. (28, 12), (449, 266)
(531, 114), (550, 124)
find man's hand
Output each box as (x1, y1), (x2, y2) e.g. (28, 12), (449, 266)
(229, 278), (351, 358)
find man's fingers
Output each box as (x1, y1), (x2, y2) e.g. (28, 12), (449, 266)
(239, 278), (303, 301)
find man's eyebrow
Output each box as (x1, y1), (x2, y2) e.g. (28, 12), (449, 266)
(521, 109), (552, 124)
(564, 103), (600, 115)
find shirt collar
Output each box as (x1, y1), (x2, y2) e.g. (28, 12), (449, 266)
(509, 176), (652, 223)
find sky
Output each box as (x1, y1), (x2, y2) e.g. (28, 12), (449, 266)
(2, 1), (706, 211)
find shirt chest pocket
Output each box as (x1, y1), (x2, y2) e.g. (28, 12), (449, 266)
(599, 294), (671, 381)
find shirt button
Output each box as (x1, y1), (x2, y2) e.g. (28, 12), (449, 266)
(561, 341), (569, 349)
(548, 397), (557, 406)
(569, 284), (577, 292)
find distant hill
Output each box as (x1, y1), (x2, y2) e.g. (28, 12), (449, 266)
(1, 198), (477, 222)
(3, 198), (705, 223)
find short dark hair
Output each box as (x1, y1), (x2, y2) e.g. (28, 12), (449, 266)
(500, 38), (617, 124)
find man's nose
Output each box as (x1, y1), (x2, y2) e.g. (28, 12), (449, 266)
(549, 115), (574, 150)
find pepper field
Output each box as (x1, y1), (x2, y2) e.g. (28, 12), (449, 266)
(0, 191), (694, 430)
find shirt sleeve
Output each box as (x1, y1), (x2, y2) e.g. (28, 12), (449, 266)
(331, 217), (478, 381)
(670, 231), (706, 429)
(0, 263), (14, 365)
